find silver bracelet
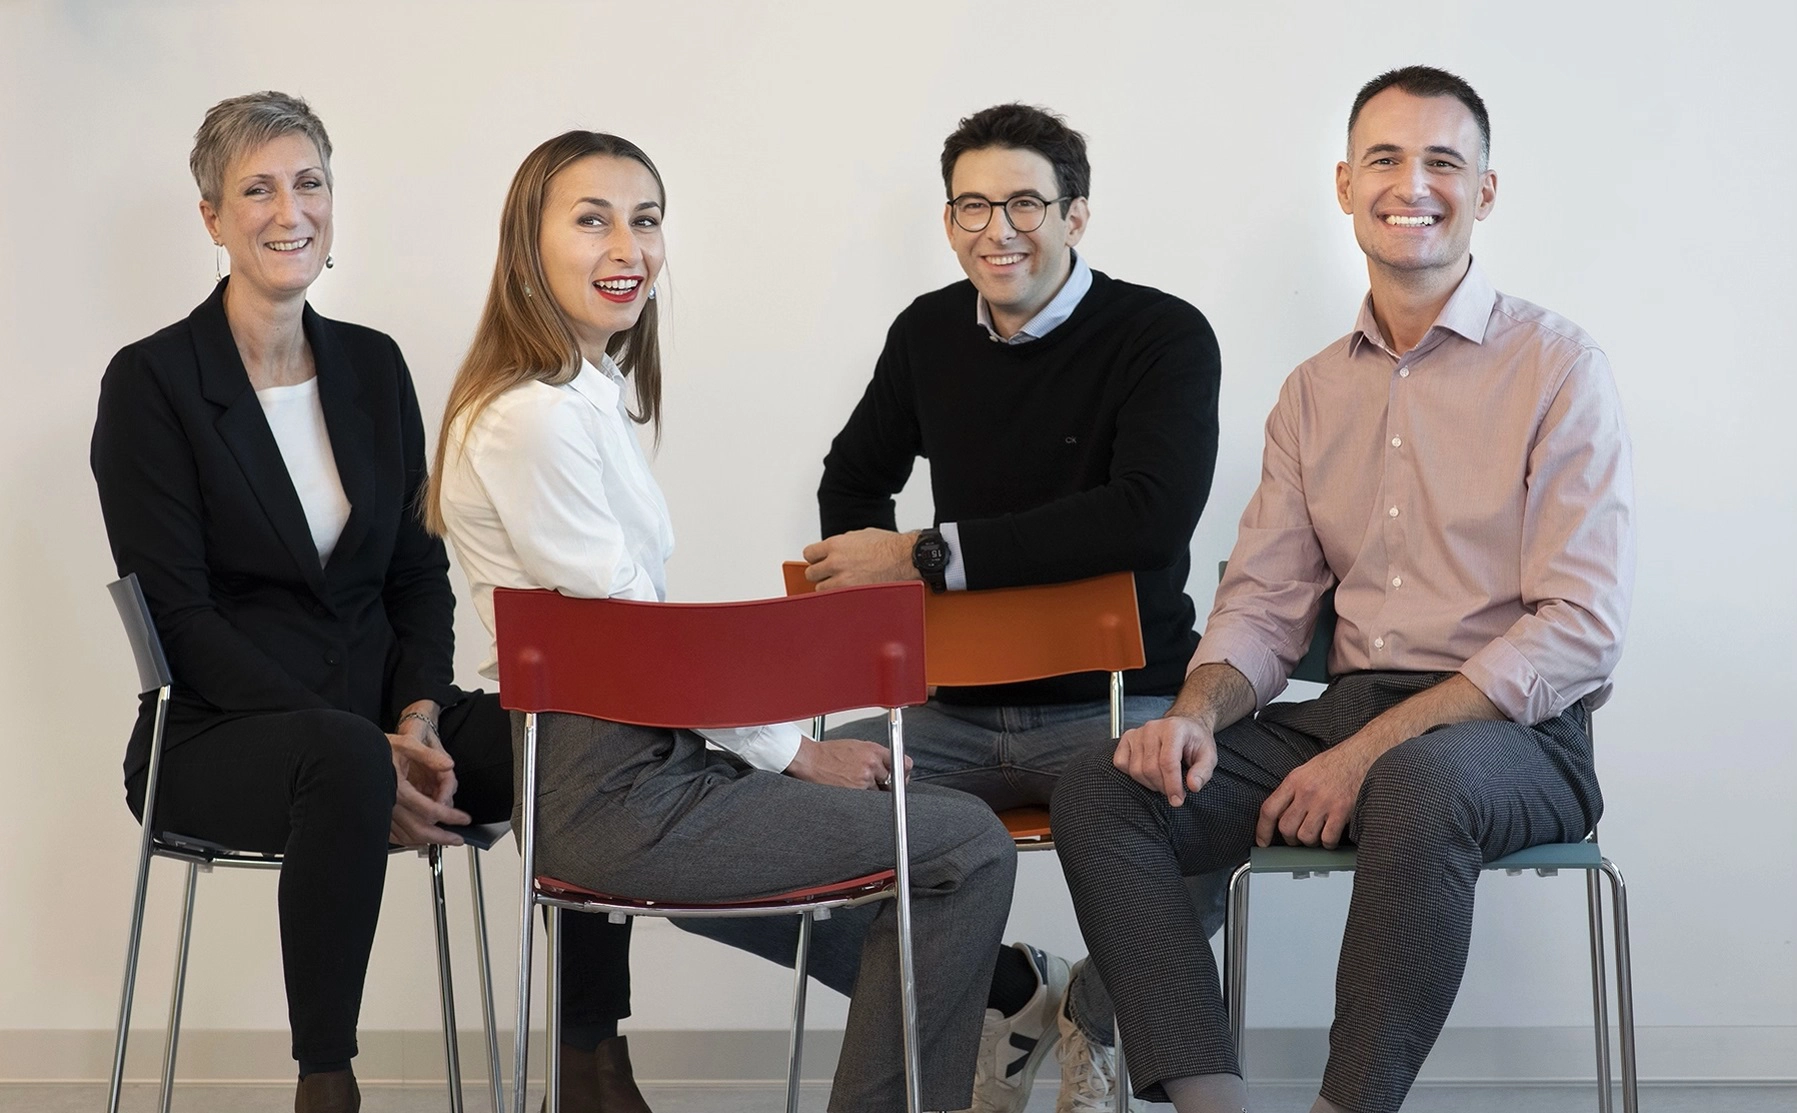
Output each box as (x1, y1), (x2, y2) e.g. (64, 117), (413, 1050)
(398, 710), (439, 737)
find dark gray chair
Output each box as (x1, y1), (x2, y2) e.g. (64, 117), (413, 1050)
(104, 573), (507, 1113)
(1217, 566), (1639, 1111)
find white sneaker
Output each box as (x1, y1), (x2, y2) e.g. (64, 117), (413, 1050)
(1054, 991), (1145, 1113)
(962, 943), (1070, 1113)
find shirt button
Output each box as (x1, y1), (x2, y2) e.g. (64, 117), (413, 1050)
(1374, 637), (1386, 649)
(1391, 436), (1403, 447)
(1399, 368), (1410, 378)
(1388, 506), (1399, 517)
(1392, 576), (1403, 588)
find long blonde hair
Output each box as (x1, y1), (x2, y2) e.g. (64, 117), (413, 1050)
(424, 131), (666, 535)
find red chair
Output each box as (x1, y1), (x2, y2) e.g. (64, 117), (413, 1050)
(494, 583), (930, 1113)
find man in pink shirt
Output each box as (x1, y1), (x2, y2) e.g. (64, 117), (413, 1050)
(1050, 66), (1635, 1113)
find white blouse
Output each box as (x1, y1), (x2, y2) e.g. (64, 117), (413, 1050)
(438, 356), (802, 772)
(256, 377), (351, 565)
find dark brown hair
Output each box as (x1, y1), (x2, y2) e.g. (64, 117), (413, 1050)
(940, 103), (1090, 210)
(1349, 66), (1491, 169)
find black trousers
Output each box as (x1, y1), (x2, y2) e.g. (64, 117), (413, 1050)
(126, 692), (632, 1066)
(1051, 672), (1601, 1112)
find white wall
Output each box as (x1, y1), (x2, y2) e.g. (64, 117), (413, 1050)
(2, 0), (1793, 1068)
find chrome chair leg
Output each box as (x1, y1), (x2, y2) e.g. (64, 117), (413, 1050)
(1113, 1020), (1130, 1113)
(887, 707), (923, 1113)
(108, 843), (160, 1113)
(159, 862), (199, 1113)
(1585, 869), (1614, 1113)
(1602, 861), (1639, 1113)
(512, 713), (542, 1113)
(469, 846), (503, 1113)
(430, 846), (466, 1113)
(1224, 862), (1252, 1060)
(785, 911), (814, 1113)
(546, 908), (563, 1113)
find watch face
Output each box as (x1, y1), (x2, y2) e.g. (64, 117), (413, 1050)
(914, 534), (949, 573)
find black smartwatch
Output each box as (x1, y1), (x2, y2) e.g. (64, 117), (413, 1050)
(912, 528), (950, 593)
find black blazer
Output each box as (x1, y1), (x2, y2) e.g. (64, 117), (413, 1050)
(92, 280), (461, 782)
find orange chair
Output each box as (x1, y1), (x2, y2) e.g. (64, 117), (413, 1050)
(781, 562), (1143, 850)
(783, 562), (1144, 1109)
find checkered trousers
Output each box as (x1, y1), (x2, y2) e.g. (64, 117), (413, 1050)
(1049, 671), (1600, 1112)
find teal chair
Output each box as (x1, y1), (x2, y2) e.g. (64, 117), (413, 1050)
(1217, 567), (1639, 1112)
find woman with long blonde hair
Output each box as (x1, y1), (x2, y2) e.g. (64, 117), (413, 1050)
(430, 130), (1018, 1112)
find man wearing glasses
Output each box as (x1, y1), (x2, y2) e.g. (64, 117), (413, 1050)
(802, 102), (1225, 1112)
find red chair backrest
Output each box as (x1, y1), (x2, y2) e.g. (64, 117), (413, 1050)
(494, 583), (929, 727)
(781, 563), (1144, 687)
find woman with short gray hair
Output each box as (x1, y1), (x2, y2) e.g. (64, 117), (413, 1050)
(92, 92), (645, 1113)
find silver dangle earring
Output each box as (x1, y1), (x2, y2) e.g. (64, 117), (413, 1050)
(214, 244), (224, 283)
(325, 254), (334, 269)
(648, 285), (657, 301)
(522, 281), (533, 298)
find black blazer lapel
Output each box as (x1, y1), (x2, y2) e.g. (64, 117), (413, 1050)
(305, 304), (376, 572)
(191, 281), (331, 597)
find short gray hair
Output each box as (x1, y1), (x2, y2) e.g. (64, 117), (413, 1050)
(189, 91), (333, 206)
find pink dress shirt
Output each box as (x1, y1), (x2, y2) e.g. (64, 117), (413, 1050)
(1193, 261), (1635, 725)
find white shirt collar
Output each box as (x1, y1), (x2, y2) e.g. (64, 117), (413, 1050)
(975, 251), (1093, 345)
(566, 353), (627, 411)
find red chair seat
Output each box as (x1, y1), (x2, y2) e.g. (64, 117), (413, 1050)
(535, 868), (898, 912)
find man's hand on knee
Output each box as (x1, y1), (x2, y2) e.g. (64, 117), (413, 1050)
(1256, 739), (1376, 849)
(1113, 714), (1217, 807)
(801, 529), (920, 591)
(1257, 674), (1507, 848)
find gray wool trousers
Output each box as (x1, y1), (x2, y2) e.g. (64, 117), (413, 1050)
(674, 696), (1235, 1045)
(514, 711), (1017, 1113)
(1049, 672), (1602, 1112)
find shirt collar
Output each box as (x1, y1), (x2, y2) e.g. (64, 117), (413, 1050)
(975, 250), (1092, 345)
(567, 353), (627, 411)
(1350, 257), (1498, 356)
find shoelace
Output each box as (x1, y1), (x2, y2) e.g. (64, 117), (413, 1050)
(1060, 1029), (1120, 1113)
(968, 1016), (1011, 1113)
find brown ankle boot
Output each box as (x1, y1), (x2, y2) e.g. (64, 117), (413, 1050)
(546, 1036), (652, 1112)
(591, 1036), (651, 1111)
(294, 1068), (359, 1113)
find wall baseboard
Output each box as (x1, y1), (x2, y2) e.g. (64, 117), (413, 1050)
(3, 1026), (1790, 1084)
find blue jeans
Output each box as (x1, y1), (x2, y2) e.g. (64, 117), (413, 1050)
(674, 696), (1232, 1043)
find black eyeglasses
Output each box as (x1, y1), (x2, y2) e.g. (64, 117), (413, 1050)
(947, 192), (1073, 233)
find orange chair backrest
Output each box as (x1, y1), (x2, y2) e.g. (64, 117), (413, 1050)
(781, 563), (1144, 687)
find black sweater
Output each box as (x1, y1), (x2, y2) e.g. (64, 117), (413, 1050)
(819, 268), (1221, 704)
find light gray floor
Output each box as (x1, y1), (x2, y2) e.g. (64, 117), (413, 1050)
(10, 1082), (1794, 1112)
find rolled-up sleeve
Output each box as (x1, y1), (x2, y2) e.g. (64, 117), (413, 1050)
(1190, 379), (1333, 708)
(1459, 347), (1634, 723)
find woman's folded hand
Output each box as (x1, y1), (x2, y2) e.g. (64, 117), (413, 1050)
(782, 736), (913, 790)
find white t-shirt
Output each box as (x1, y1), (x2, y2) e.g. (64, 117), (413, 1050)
(255, 377), (351, 565)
